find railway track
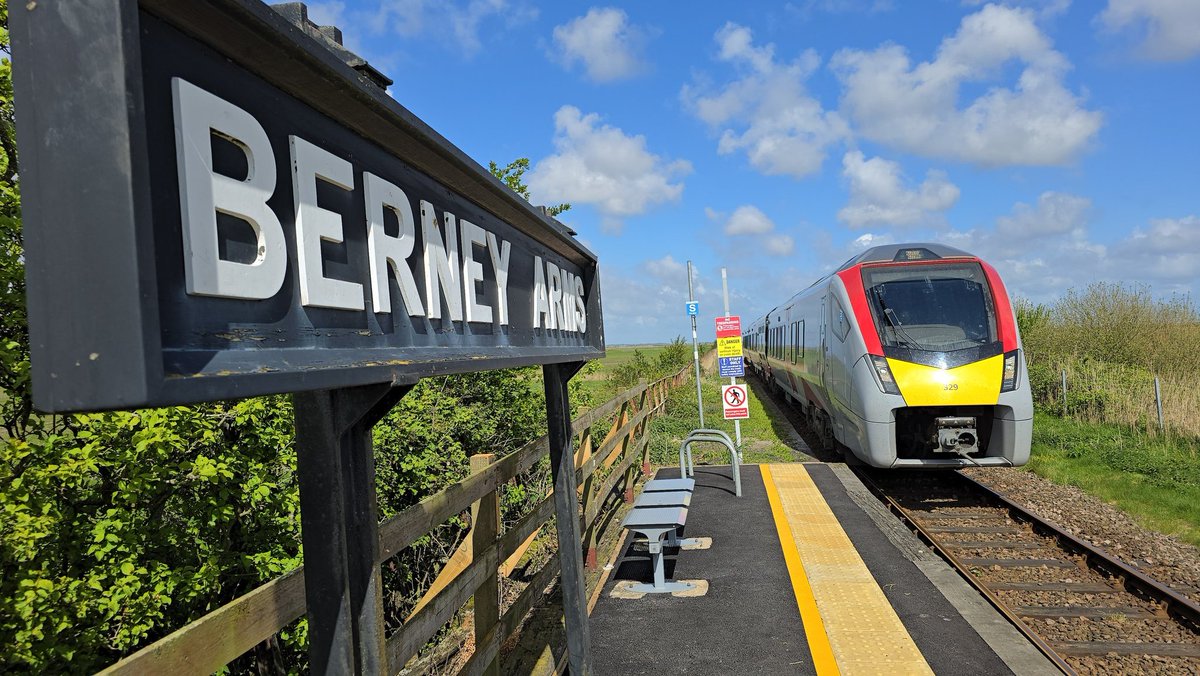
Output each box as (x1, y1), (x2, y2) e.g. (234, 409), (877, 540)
(858, 469), (1200, 675)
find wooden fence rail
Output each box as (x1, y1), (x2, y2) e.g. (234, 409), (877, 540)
(100, 366), (688, 675)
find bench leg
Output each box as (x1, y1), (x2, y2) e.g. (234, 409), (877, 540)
(665, 529), (701, 549)
(628, 530), (694, 595)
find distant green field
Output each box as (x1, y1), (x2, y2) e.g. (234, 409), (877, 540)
(595, 344), (673, 368)
(576, 344), (675, 405)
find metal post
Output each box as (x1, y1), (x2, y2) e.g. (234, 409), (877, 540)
(1061, 369), (1068, 415)
(687, 261), (705, 428)
(1154, 376), (1165, 435)
(294, 383), (411, 675)
(721, 268), (742, 451)
(543, 362), (592, 674)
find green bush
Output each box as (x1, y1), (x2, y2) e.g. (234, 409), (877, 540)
(1, 400), (304, 672)
(605, 337), (691, 392)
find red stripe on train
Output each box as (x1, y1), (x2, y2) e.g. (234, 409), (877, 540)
(980, 260), (1018, 352)
(836, 266), (883, 355)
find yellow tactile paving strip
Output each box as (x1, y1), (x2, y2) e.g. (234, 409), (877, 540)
(764, 464), (933, 676)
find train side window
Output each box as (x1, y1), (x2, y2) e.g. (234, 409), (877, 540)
(833, 298), (850, 342)
(798, 320), (805, 360)
(791, 322), (799, 363)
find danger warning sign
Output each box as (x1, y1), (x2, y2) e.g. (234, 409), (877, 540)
(722, 384), (749, 420)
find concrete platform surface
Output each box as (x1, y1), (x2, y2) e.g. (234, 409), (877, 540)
(588, 463), (1054, 675)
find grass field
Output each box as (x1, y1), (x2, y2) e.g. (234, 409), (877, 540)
(1027, 412), (1200, 547)
(576, 344), (676, 405)
(646, 355), (803, 467)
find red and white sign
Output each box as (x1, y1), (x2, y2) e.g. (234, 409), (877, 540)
(715, 316), (741, 338)
(722, 384), (749, 420)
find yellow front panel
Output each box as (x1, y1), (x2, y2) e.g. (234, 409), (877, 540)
(887, 354), (1003, 407)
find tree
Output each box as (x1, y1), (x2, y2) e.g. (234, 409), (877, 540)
(488, 158), (570, 217)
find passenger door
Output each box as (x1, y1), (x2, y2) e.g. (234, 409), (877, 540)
(818, 295), (828, 393)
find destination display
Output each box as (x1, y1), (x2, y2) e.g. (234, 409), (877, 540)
(13, 3), (603, 412)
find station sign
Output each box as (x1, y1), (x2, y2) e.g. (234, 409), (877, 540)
(721, 384), (749, 420)
(715, 316), (743, 359)
(718, 356), (745, 378)
(686, 301), (699, 317)
(12, 2), (604, 412)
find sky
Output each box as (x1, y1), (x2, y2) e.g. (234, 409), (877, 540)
(305, 0), (1200, 344)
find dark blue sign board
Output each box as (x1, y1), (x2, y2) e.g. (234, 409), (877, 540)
(11, 2), (600, 674)
(718, 356), (745, 378)
(12, 0), (604, 413)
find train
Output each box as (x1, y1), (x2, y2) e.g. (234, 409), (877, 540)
(743, 243), (1032, 468)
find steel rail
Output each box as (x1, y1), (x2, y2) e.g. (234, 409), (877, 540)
(958, 472), (1200, 630)
(853, 468), (1077, 675)
(856, 467), (1200, 674)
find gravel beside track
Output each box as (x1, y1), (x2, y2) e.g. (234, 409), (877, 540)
(964, 467), (1200, 603)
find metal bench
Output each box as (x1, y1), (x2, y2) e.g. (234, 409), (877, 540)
(621, 505), (693, 594)
(635, 490), (698, 549)
(642, 477), (695, 493)
(634, 491), (691, 508)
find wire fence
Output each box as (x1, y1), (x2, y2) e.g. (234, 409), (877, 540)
(1029, 356), (1200, 439)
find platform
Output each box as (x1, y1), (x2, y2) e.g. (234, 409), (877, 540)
(589, 464), (1060, 675)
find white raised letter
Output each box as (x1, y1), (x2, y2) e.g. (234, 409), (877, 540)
(566, 273), (580, 332)
(172, 78), (286, 299)
(532, 256), (551, 329)
(289, 136), (363, 310)
(486, 232), (511, 326)
(420, 201), (463, 321)
(459, 220), (492, 323)
(364, 172), (424, 316)
(574, 274), (587, 333)
(547, 262), (562, 331)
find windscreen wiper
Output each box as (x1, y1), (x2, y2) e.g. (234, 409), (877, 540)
(872, 288), (921, 348)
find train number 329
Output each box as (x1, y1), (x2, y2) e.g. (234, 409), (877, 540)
(944, 383), (959, 391)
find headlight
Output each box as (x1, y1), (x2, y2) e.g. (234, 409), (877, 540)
(1001, 350), (1019, 392)
(870, 355), (901, 395)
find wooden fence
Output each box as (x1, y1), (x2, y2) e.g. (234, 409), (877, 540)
(99, 366), (688, 675)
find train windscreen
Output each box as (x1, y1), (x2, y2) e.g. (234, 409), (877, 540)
(861, 262), (998, 354)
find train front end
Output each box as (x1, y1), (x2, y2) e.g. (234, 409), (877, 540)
(843, 247), (1033, 468)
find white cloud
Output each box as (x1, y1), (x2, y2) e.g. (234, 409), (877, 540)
(1098, 0), (1200, 61)
(945, 191), (1093, 260)
(837, 151), (960, 228)
(598, 259), (728, 342)
(962, 0), (1071, 19)
(1113, 216), (1200, 282)
(682, 23), (848, 179)
(996, 191), (1091, 238)
(788, 0), (896, 16)
(724, 205), (776, 235)
(369, 0), (537, 56)
(711, 204), (796, 256)
(831, 4), (1102, 166)
(764, 234), (797, 256)
(552, 8), (648, 82)
(527, 106), (691, 233)
(937, 201), (1200, 303)
(642, 254), (687, 280)
(851, 232), (896, 250)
